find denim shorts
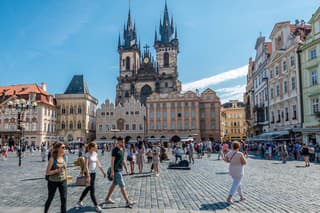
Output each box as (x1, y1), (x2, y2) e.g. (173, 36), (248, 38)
(113, 172), (125, 187)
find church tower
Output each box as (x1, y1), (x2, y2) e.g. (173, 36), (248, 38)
(116, 9), (141, 105)
(154, 1), (181, 93)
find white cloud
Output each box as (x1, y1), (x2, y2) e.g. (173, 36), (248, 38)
(216, 84), (246, 104)
(182, 65), (248, 91)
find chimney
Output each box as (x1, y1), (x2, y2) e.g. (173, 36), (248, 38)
(41, 82), (47, 91)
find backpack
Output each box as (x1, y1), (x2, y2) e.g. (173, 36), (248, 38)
(45, 156), (67, 181)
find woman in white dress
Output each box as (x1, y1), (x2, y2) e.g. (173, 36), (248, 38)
(224, 141), (247, 203)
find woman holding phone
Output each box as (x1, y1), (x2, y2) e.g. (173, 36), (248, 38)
(77, 142), (106, 213)
(45, 142), (68, 213)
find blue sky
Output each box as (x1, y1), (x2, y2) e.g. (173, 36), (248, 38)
(0, 0), (318, 104)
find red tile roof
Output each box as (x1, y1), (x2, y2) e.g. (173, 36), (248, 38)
(0, 84), (49, 96)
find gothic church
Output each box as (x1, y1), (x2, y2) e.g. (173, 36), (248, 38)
(116, 2), (181, 106)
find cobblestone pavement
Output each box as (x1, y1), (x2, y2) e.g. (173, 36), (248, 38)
(0, 151), (319, 213)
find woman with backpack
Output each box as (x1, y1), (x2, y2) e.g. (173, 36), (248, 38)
(77, 142), (106, 213)
(45, 142), (68, 213)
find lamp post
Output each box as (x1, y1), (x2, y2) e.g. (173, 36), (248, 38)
(7, 97), (37, 167)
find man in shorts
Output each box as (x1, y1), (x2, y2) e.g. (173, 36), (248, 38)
(105, 137), (136, 208)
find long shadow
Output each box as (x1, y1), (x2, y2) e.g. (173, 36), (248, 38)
(67, 206), (96, 213)
(296, 165), (307, 168)
(200, 202), (230, 210)
(133, 174), (152, 178)
(215, 172), (229, 175)
(21, 177), (44, 181)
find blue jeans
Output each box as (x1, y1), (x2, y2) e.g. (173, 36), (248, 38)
(113, 172), (125, 187)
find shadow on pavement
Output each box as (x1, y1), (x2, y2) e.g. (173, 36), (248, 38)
(215, 172), (229, 175)
(21, 177), (44, 181)
(296, 165), (307, 168)
(200, 202), (230, 210)
(67, 206), (96, 212)
(133, 174), (152, 178)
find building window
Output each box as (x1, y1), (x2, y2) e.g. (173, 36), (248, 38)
(310, 48), (317, 60)
(157, 111), (161, 118)
(150, 123), (154, 129)
(311, 71), (318, 86)
(69, 121), (73, 129)
(165, 82), (168, 87)
(62, 107), (66, 114)
(271, 111), (274, 123)
(177, 121), (182, 129)
(61, 121), (65, 129)
(77, 121), (81, 129)
(292, 77), (296, 90)
(282, 61), (287, 72)
(101, 112), (105, 116)
(284, 81), (288, 93)
(270, 88), (274, 99)
(78, 107), (82, 114)
(312, 98), (319, 113)
(277, 110), (281, 122)
(191, 111), (195, 118)
(171, 111), (175, 118)
(290, 55), (295, 67)
(275, 65), (279, 76)
(150, 111), (154, 118)
(200, 112), (205, 118)
(125, 124), (129, 130)
(162, 111), (167, 118)
(163, 122), (167, 129)
(184, 122), (189, 129)
(270, 70), (273, 79)
(70, 106), (74, 114)
(133, 124), (136, 130)
(285, 108), (288, 121)
(292, 105), (297, 119)
(171, 102), (175, 108)
(185, 111), (189, 118)
(99, 124), (102, 130)
(171, 122), (175, 129)
(157, 122), (161, 130)
(276, 85), (280, 96)
(126, 56), (130, 70)
(164, 52), (169, 67)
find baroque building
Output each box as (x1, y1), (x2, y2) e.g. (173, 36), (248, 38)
(0, 83), (56, 147)
(267, 21), (311, 131)
(301, 7), (320, 143)
(96, 97), (146, 141)
(220, 100), (246, 141)
(56, 75), (98, 143)
(252, 36), (272, 135)
(244, 58), (255, 137)
(116, 2), (181, 106)
(146, 89), (221, 141)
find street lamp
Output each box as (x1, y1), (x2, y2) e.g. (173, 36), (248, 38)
(7, 97), (37, 167)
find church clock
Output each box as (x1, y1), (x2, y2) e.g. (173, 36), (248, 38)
(143, 56), (150, 64)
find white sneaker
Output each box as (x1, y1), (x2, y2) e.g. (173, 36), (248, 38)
(96, 206), (102, 213)
(77, 201), (84, 208)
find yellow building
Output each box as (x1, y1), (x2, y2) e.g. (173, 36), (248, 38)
(301, 7), (320, 143)
(220, 100), (246, 141)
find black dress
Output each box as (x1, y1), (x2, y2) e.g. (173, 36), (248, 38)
(301, 147), (310, 156)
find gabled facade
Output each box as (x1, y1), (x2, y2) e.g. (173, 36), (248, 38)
(252, 36), (272, 135)
(266, 21), (311, 131)
(56, 75), (98, 143)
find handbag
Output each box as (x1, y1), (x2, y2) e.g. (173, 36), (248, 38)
(127, 155), (133, 162)
(76, 176), (87, 186)
(107, 150), (124, 181)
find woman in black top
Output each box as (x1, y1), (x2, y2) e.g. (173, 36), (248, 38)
(300, 143), (310, 167)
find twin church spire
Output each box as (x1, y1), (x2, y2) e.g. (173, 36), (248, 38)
(118, 1), (178, 52)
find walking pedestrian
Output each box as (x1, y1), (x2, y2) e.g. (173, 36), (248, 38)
(127, 143), (136, 175)
(281, 142), (288, 163)
(44, 142), (68, 213)
(136, 141), (145, 174)
(3, 143), (8, 160)
(77, 142), (106, 213)
(41, 143), (46, 162)
(224, 141), (247, 204)
(300, 143), (310, 167)
(188, 141), (194, 164)
(105, 137), (136, 208)
(152, 142), (160, 176)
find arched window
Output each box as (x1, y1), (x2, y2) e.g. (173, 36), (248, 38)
(125, 57), (130, 70)
(69, 121), (73, 129)
(70, 106), (74, 114)
(77, 121), (81, 129)
(61, 121), (65, 129)
(62, 106), (66, 114)
(78, 107), (82, 114)
(164, 52), (169, 67)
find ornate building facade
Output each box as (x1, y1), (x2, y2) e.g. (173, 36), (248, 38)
(244, 58), (255, 137)
(96, 97), (146, 141)
(220, 100), (246, 141)
(116, 3), (181, 106)
(252, 36), (272, 135)
(0, 83), (56, 146)
(56, 75), (98, 143)
(146, 89), (221, 141)
(267, 21), (311, 131)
